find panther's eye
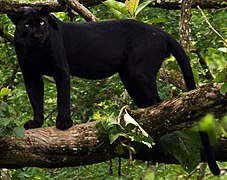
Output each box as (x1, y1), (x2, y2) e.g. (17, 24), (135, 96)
(40, 21), (45, 26)
(24, 23), (30, 28)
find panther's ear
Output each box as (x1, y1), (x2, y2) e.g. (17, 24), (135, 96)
(48, 14), (59, 30)
(39, 5), (59, 30)
(39, 5), (51, 17)
(7, 13), (23, 25)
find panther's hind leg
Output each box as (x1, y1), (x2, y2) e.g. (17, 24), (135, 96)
(119, 70), (161, 108)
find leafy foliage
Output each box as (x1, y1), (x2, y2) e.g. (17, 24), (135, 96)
(96, 110), (154, 158)
(160, 129), (201, 173)
(0, 87), (24, 138)
(103, 0), (151, 18)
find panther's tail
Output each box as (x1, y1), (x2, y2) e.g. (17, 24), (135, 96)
(168, 34), (220, 175)
(199, 132), (220, 175)
(168, 34), (196, 91)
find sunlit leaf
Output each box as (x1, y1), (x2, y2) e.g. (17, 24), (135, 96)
(124, 113), (149, 137)
(217, 47), (227, 53)
(103, 0), (130, 18)
(214, 69), (226, 83)
(0, 87), (11, 97)
(135, 1), (151, 17)
(125, 0), (140, 17)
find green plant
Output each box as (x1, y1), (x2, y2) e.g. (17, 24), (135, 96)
(103, 0), (151, 19)
(0, 87), (24, 138)
(96, 108), (154, 160)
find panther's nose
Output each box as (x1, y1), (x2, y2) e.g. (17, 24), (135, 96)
(33, 33), (43, 39)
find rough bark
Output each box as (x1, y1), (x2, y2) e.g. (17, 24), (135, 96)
(0, 83), (226, 169)
(0, 0), (226, 14)
(180, 0), (192, 50)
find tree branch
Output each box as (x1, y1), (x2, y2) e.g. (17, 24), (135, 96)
(64, 0), (97, 21)
(159, 68), (187, 92)
(197, 5), (227, 46)
(0, 83), (226, 168)
(0, 0), (226, 14)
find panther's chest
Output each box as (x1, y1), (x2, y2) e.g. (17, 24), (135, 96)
(19, 49), (55, 75)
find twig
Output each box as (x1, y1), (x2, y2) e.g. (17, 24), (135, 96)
(44, 109), (56, 121)
(197, 5), (227, 46)
(159, 68), (187, 92)
(191, 49), (213, 80)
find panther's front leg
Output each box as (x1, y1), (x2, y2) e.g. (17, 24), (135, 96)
(22, 72), (45, 129)
(54, 70), (73, 130)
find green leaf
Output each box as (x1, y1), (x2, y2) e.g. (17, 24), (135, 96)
(8, 105), (17, 116)
(135, 1), (151, 17)
(217, 47), (227, 53)
(115, 144), (125, 155)
(214, 69), (226, 83)
(96, 120), (110, 144)
(133, 133), (154, 148)
(103, 0), (130, 18)
(220, 83), (227, 95)
(0, 87), (11, 97)
(96, 118), (124, 144)
(109, 132), (127, 144)
(1, 118), (11, 126)
(160, 130), (200, 173)
(109, 8), (129, 19)
(192, 67), (200, 85)
(220, 116), (227, 134)
(147, 17), (166, 24)
(124, 113), (149, 137)
(13, 126), (24, 138)
(125, 0), (140, 17)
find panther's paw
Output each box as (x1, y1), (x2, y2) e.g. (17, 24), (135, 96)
(24, 120), (44, 129)
(56, 118), (73, 130)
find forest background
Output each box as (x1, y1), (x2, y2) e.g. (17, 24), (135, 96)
(0, 0), (227, 179)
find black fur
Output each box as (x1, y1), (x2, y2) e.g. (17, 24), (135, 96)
(8, 8), (219, 175)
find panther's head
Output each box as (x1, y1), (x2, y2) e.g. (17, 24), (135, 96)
(8, 7), (54, 47)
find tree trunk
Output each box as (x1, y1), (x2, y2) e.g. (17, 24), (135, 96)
(0, 83), (226, 168)
(0, 0), (226, 13)
(180, 0), (192, 50)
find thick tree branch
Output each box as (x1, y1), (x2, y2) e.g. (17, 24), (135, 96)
(64, 0), (97, 21)
(0, 83), (226, 168)
(0, 0), (226, 14)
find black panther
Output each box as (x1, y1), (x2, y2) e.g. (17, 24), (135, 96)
(8, 7), (220, 175)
